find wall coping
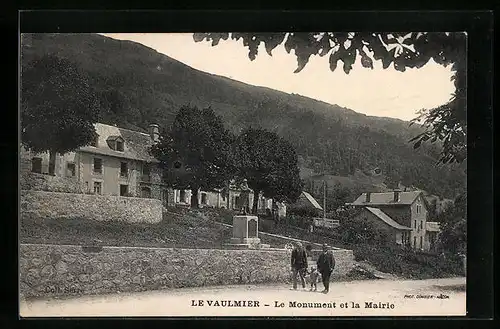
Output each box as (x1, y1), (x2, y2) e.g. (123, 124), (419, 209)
(19, 243), (291, 253)
(20, 189), (162, 202)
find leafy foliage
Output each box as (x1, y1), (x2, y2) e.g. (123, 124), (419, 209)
(150, 106), (235, 207)
(332, 208), (389, 246)
(233, 128), (303, 212)
(21, 33), (465, 199)
(21, 54), (99, 174)
(288, 207), (321, 219)
(193, 32), (467, 164)
(436, 191), (467, 254)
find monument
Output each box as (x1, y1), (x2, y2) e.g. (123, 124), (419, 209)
(225, 215), (270, 249)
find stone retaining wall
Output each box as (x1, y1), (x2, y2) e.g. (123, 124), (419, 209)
(21, 190), (162, 224)
(20, 172), (85, 194)
(20, 243), (355, 299)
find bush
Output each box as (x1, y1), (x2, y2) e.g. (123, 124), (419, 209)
(259, 218), (275, 232)
(288, 206), (320, 218)
(352, 243), (464, 279)
(337, 216), (389, 246)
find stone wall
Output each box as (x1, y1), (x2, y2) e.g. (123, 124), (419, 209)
(21, 190), (162, 224)
(19, 243), (355, 299)
(308, 249), (356, 278)
(20, 172), (85, 194)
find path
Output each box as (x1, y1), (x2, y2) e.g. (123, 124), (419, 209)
(20, 277), (466, 317)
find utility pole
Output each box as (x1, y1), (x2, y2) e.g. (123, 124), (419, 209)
(226, 180), (231, 209)
(323, 180), (327, 219)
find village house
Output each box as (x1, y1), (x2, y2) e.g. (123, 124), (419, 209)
(21, 122), (279, 213)
(21, 122), (179, 206)
(200, 180), (285, 218)
(346, 190), (441, 252)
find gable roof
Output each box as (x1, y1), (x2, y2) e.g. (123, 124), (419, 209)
(79, 123), (157, 162)
(365, 207), (412, 230)
(302, 191), (323, 210)
(349, 191), (423, 206)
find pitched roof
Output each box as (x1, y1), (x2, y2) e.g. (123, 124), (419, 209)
(79, 123), (157, 162)
(302, 191), (323, 210)
(426, 222), (441, 232)
(349, 191), (423, 206)
(365, 207), (412, 230)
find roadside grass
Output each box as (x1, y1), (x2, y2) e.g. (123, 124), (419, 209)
(258, 219), (464, 280)
(19, 211), (289, 249)
(20, 210), (464, 280)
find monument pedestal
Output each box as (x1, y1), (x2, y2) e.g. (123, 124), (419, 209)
(224, 215), (270, 249)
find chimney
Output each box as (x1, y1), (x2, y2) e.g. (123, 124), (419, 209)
(148, 123), (160, 143)
(365, 192), (371, 203)
(393, 189), (401, 202)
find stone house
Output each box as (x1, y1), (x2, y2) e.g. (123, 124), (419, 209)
(200, 180), (277, 215)
(20, 122), (183, 207)
(346, 190), (441, 252)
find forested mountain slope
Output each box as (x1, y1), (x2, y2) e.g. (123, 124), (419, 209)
(20, 33), (466, 200)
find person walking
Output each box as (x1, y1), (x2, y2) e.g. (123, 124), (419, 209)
(290, 242), (308, 290)
(316, 243), (335, 294)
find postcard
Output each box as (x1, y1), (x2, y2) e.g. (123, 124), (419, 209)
(19, 30), (467, 317)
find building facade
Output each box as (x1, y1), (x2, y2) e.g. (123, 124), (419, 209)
(347, 190), (441, 252)
(21, 123), (182, 207)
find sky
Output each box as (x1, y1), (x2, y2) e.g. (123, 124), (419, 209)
(101, 33), (455, 122)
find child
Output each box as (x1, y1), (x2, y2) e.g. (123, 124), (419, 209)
(308, 266), (320, 291)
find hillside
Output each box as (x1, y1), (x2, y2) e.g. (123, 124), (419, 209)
(20, 33), (466, 199)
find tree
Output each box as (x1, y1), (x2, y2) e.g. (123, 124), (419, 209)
(427, 198), (438, 221)
(437, 191), (467, 254)
(233, 127), (303, 213)
(150, 105), (235, 208)
(337, 208), (389, 245)
(21, 54), (100, 175)
(193, 32), (466, 164)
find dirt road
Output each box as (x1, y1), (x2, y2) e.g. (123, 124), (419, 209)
(20, 277), (466, 317)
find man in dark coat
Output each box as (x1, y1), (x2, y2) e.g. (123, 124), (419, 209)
(290, 242), (308, 290)
(316, 243), (336, 293)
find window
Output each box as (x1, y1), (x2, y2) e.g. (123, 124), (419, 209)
(162, 189), (168, 205)
(31, 157), (42, 173)
(91, 135), (99, 147)
(116, 140), (124, 152)
(179, 190), (186, 203)
(93, 158), (102, 174)
(120, 162), (128, 177)
(141, 186), (151, 198)
(419, 236), (423, 250)
(143, 163), (151, 175)
(142, 163), (151, 181)
(66, 162), (76, 177)
(413, 236), (417, 249)
(414, 220), (417, 229)
(93, 181), (102, 195)
(201, 193), (207, 205)
(416, 204), (421, 214)
(120, 184), (128, 196)
(420, 221), (423, 230)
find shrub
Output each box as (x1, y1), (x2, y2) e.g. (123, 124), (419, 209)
(288, 206), (320, 218)
(352, 243), (463, 279)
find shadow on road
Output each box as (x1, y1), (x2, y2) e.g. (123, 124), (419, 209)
(432, 284), (466, 292)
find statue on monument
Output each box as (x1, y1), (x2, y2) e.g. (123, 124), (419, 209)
(239, 190), (251, 215)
